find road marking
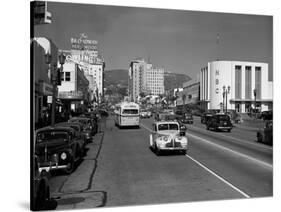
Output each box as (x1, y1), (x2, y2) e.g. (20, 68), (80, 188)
(187, 124), (272, 151)
(140, 123), (273, 169)
(188, 133), (272, 169)
(185, 154), (250, 198)
(140, 123), (251, 198)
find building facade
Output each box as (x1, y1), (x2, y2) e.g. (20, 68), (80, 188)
(200, 61), (273, 113)
(182, 77), (200, 105)
(146, 66), (165, 95)
(128, 59), (164, 102)
(32, 37), (58, 128)
(58, 60), (89, 113)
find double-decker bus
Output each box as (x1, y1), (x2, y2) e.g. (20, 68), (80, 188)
(114, 102), (140, 128)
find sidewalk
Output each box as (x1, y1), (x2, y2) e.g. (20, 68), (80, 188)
(233, 118), (264, 131)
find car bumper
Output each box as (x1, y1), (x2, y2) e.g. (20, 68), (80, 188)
(218, 126), (232, 130)
(159, 147), (187, 151)
(38, 163), (70, 173)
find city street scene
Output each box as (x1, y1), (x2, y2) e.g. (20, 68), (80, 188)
(31, 1), (273, 211)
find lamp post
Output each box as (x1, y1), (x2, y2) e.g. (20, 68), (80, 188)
(222, 85), (226, 113)
(253, 88), (257, 118)
(45, 52), (66, 126)
(222, 85), (230, 114)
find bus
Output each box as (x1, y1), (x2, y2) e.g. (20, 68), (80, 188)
(114, 102), (140, 128)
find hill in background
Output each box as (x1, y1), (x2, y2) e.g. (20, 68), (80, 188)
(104, 69), (191, 91)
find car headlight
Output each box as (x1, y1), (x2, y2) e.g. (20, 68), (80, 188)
(177, 136), (182, 140)
(163, 136), (168, 141)
(61, 152), (67, 160)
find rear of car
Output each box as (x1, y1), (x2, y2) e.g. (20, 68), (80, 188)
(207, 114), (233, 132)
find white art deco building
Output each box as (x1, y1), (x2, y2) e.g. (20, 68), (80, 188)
(200, 61), (273, 113)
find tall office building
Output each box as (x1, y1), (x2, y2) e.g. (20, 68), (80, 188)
(128, 59), (164, 102)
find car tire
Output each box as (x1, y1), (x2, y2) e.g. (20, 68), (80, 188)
(227, 129), (231, 132)
(206, 125), (209, 130)
(155, 145), (161, 156)
(65, 157), (75, 174)
(182, 150), (187, 155)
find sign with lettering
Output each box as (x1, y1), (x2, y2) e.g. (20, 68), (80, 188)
(215, 69), (220, 94)
(70, 33), (98, 51)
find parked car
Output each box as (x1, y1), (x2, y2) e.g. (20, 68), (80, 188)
(35, 126), (84, 174)
(260, 110), (273, 121)
(180, 113), (194, 124)
(83, 112), (99, 135)
(206, 114), (233, 132)
(55, 122), (87, 151)
(149, 121), (188, 155)
(257, 120), (273, 145)
(201, 112), (213, 124)
(31, 155), (53, 210)
(69, 117), (93, 142)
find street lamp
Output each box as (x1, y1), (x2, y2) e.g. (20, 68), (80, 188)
(253, 88), (257, 118)
(222, 85), (230, 114)
(45, 52), (66, 126)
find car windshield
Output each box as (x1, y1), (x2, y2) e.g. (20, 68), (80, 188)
(218, 115), (230, 121)
(122, 109), (138, 114)
(158, 124), (179, 131)
(36, 131), (68, 143)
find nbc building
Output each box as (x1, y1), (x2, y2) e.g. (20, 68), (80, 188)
(200, 61), (273, 113)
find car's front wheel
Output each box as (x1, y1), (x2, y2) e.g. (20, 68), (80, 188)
(155, 145), (161, 156)
(65, 157), (75, 174)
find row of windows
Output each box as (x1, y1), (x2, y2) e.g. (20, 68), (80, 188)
(61, 72), (71, 81)
(235, 65), (262, 99)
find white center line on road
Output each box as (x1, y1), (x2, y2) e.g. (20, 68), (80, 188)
(185, 154), (251, 198)
(140, 122), (251, 198)
(140, 123), (273, 170)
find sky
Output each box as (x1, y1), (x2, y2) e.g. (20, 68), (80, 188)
(34, 1), (273, 80)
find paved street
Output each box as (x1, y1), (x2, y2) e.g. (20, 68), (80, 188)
(48, 115), (273, 209)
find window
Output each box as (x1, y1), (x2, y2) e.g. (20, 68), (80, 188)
(65, 72), (71, 81)
(235, 66), (242, 99)
(245, 66), (252, 99)
(255, 67), (262, 99)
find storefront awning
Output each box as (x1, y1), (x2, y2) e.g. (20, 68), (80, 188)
(58, 91), (84, 100)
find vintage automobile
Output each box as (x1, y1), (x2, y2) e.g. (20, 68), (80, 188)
(140, 109), (150, 118)
(201, 112), (213, 124)
(35, 126), (84, 174)
(149, 121), (188, 155)
(55, 122), (87, 151)
(206, 113), (233, 132)
(180, 113), (194, 124)
(257, 120), (273, 145)
(69, 117), (93, 142)
(84, 112), (99, 134)
(31, 155), (53, 210)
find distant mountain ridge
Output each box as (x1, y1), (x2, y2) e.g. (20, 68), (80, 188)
(104, 69), (191, 91)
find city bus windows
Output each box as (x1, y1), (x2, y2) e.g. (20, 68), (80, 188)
(122, 109), (138, 114)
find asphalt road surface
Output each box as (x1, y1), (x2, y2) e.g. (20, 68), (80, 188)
(48, 115), (273, 210)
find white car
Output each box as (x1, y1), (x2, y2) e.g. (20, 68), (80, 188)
(149, 121), (188, 155)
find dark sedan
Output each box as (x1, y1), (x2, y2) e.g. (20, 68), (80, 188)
(35, 126), (84, 174)
(206, 114), (233, 132)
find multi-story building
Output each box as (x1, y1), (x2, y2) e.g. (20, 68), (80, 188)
(58, 60), (89, 113)
(182, 76), (200, 105)
(200, 60), (273, 113)
(32, 37), (58, 128)
(88, 63), (105, 100)
(128, 58), (164, 102)
(146, 66), (165, 95)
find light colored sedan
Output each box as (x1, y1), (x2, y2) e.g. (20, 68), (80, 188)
(149, 121), (188, 155)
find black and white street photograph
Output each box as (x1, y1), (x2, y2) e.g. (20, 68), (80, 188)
(29, 0), (275, 211)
